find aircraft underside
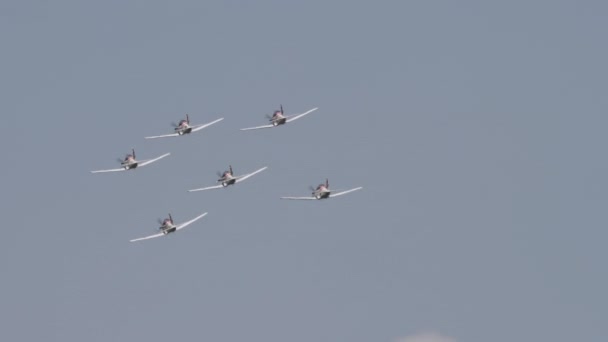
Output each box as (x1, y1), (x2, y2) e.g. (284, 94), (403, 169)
(222, 179), (237, 187)
(177, 128), (193, 135)
(162, 227), (177, 234)
(315, 192), (331, 199)
(273, 118), (287, 126)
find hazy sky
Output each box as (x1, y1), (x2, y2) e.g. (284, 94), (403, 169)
(1, 1), (607, 341)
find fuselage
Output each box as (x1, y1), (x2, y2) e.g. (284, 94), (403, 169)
(175, 120), (192, 135)
(270, 111), (287, 126)
(312, 185), (331, 199)
(218, 172), (236, 187)
(121, 156), (138, 169)
(160, 219), (177, 234)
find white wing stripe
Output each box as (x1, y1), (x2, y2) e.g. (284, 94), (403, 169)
(280, 196), (316, 200)
(285, 107), (318, 123)
(240, 124), (274, 131)
(330, 187), (363, 197)
(176, 212), (208, 231)
(188, 184), (223, 192)
(129, 232), (164, 242)
(191, 117), (224, 132)
(144, 133), (179, 139)
(90, 168), (125, 174)
(138, 153), (171, 167)
(234, 166), (268, 183)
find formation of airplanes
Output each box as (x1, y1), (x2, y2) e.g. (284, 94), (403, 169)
(90, 105), (362, 243)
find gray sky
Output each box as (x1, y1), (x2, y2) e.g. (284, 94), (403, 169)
(1, 1), (607, 341)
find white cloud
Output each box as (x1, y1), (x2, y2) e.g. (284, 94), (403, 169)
(395, 332), (456, 342)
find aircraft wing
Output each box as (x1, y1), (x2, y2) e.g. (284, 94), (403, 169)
(144, 132), (179, 139)
(330, 187), (363, 197)
(285, 107), (318, 123)
(176, 212), (208, 231)
(234, 166), (268, 184)
(280, 196), (316, 200)
(129, 232), (165, 242)
(191, 117), (224, 132)
(187, 184), (224, 192)
(137, 153), (171, 167)
(90, 167), (126, 174)
(240, 123), (274, 131)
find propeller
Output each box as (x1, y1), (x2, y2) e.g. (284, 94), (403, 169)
(157, 218), (164, 225)
(171, 122), (179, 128)
(117, 158), (125, 164)
(216, 170), (223, 178)
(309, 185), (316, 192)
(266, 113), (273, 121)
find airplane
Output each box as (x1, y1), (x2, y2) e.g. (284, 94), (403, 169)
(129, 212), (208, 242)
(145, 115), (224, 139)
(280, 179), (362, 200)
(240, 105), (318, 131)
(90, 149), (170, 173)
(188, 165), (268, 192)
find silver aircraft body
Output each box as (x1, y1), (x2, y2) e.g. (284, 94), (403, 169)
(280, 179), (362, 200)
(90, 149), (170, 173)
(145, 114), (224, 139)
(130, 212), (208, 242)
(188, 165), (268, 192)
(240, 105), (318, 131)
